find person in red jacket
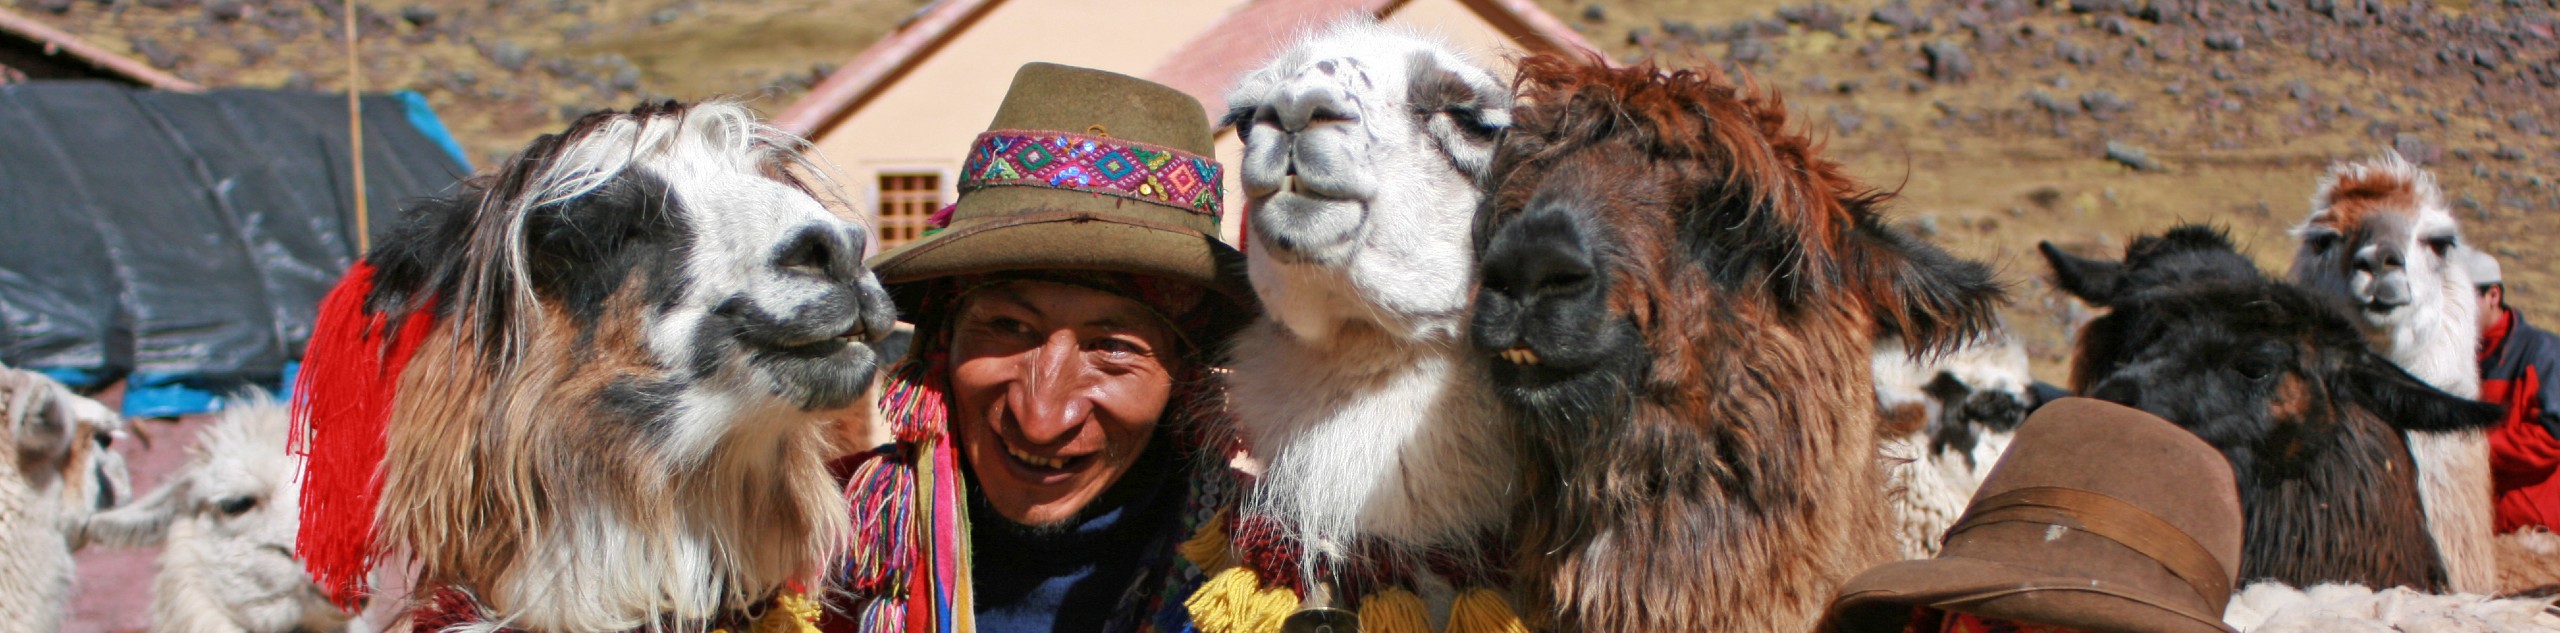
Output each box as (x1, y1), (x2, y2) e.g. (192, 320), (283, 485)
(2467, 248), (2560, 533)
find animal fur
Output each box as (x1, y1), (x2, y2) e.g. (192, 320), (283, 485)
(353, 101), (894, 631)
(0, 365), (127, 633)
(2499, 528), (2560, 592)
(1872, 329), (2030, 559)
(2052, 225), (2500, 591)
(2223, 581), (2560, 631)
(2287, 153), (2498, 593)
(1472, 55), (2003, 632)
(1218, 20), (1520, 588)
(89, 395), (356, 633)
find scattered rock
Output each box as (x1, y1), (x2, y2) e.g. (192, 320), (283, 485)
(2069, 0), (2127, 14)
(2029, 186), (2065, 209)
(649, 8), (681, 25)
(1923, 40), (1974, 82)
(2140, 0), (2188, 24)
(280, 70), (314, 92)
(2493, 145), (2529, 161)
(2028, 90), (2081, 116)
(2392, 133), (2439, 164)
(400, 4), (437, 27)
(2055, 39), (2097, 66)
(1626, 26), (1652, 47)
(133, 0), (189, 10)
(1729, 38), (1772, 64)
(2106, 141), (2164, 170)
(2203, 31), (2244, 51)
(128, 36), (183, 69)
(1660, 19), (1703, 44)
(1871, 1), (1929, 34)
(2510, 113), (2545, 135)
(1580, 3), (1604, 21)
(2097, 15), (2135, 35)
(26, 0), (73, 13)
(481, 40), (532, 71)
(611, 66), (641, 92)
(1778, 3), (1851, 35)
(2080, 90), (2133, 120)
(2285, 79), (2313, 100)
(2211, 66), (2238, 81)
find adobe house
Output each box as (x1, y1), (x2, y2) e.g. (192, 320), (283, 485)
(773, 0), (1597, 248)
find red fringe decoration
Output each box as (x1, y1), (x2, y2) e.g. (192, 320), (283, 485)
(289, 262), (435, 611)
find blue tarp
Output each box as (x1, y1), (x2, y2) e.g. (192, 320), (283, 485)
(0, 82), (469, 416)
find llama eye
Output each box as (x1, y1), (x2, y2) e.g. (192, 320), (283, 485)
(2423, 236), (2455, 257)
(215, 496), (258, 516)
(92, 430), (111, 449)
(2307, 234), (2340, 252)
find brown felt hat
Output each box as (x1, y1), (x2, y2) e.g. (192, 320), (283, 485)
(868, 63), (1252, 332)
(1829, 398), (2244, 633)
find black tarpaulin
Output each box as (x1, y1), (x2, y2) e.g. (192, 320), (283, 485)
(0, 81), (468, 407)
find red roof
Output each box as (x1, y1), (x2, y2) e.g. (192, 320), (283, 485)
(773, 0), (1598, 139)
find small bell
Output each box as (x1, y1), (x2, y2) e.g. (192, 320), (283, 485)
(1280, 607), (1359, 633)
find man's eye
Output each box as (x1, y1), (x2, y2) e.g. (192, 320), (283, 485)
(987, 317), (1033, 335)
(1093, 338), (1146, 356)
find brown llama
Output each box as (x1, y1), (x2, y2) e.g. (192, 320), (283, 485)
(291, 101), (897, 631)
(1469, 55), (2005, 632)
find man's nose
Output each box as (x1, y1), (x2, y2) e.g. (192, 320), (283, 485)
(1011, 331), (1093, 444)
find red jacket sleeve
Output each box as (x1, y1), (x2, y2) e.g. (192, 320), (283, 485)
(2491, 365), (2560, 483)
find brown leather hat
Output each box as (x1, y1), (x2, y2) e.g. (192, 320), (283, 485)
(1830, 398), (2244, 633)
(868, 63), (1253, 335)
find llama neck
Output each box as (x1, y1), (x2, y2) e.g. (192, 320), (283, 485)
(0, 470), (74, 633)
(2372, 306), (2481, 398)
(1225, 317), (1515, 559)
(2231, 424), (2446, 591)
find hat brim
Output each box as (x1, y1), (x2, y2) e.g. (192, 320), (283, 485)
(1830, 557), (2235, 633)
(867, 209), (1253, 326)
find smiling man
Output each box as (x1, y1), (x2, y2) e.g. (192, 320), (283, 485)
(825, 63), (1254, 633)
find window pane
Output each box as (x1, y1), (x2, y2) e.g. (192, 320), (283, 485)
(877, 172), (943, 248)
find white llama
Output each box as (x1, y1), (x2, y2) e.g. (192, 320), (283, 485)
(1, 365), (130, 633)
(88, 395), (359, 633)
(2287, 152), (2497, 593)
(1873, 328), (2034, 560)
(1219, 20), (1517, 588)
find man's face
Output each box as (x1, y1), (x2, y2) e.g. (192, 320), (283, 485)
(949, 281), (1182, 527)
(2479, 285), (2503, 333)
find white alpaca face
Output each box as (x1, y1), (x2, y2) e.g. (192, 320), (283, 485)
(88, 400), (348, 632)
(1225, 22), (1510, 342)
(3, 369), (128, 534)
(2291, 153), (2472, 333)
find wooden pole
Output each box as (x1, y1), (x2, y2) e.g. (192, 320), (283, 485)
(344, 0), (369, 254)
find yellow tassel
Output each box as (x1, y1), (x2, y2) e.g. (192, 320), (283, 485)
(1180, 507), (1234, 573)
(1185, 565), (1305, 633)
(1445, 588), (1529, 633)
(1358, 588), (1431, 633)
(744, 589), (825, 633)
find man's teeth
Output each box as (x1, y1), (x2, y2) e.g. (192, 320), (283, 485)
(1498, 347), (1542, 366)
(1008, 446), (1066, 469)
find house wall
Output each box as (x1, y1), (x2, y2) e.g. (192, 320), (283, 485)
(807, 0), (1250, 251)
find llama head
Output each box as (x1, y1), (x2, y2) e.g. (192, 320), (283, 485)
(1471, 55), (2003, 415)
(2074, 279), (2501, 480)
(359, 101), (886, 628)
(1224, 19), (1511, 343)
(89, 397), (348, 632)
(2288, 152), (2475, 338)
(3, 367), (129, 540)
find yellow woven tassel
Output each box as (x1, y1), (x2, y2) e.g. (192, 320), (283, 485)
(1358, 588), (1431, 633)
(1446, 588), (1529, 633)
(747, 590), (825, 633)
(1187, 567), (1272, 633)
(1244, 581), (1301, 633)
(1179, 507), (1234, 572)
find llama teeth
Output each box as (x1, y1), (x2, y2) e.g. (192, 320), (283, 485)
(1499, 347), (1541, 365)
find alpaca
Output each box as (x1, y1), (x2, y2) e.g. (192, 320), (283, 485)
(1470, 55), (2004, 632)
(1872, 328), (2031, 559)
(0, 365), (129, 633)
(88, 395), (357, 632)
(2223, 582), (2560, 630)
(2286, 152), (2498, 593)
(2047, 224), (2508, 594)
(291, 101), (896, 631)
(1217, 19), (1517, 592)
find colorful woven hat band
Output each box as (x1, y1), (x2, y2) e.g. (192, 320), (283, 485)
(959, 129), (1225, 220)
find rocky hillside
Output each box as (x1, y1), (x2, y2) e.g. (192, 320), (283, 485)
(18, 0), (2556, 377)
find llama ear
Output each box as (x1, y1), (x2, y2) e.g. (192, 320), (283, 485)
(1854, 219), (2006, 356)
(6, 371), (76, 473)
(2346, 353), (2503, 433)
(2041, 241), (2125, 306)
(85, 477), (187, 547)
(1406, 50), (1511, 178)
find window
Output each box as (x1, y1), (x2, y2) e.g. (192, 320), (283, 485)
(875, 172), (943, 248)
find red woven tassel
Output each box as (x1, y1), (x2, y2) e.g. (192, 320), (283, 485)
(289, 262), (435, 611)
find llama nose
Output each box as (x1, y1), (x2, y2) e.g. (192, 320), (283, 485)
(1274, 78), (1354, 133)
(2353, 246), (2405, 274)
(774, 223), (867, 284)
(1480, 206), (1597, 302)
(2369, 273), (2412, 309)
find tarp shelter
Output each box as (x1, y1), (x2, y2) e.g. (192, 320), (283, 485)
(0, 81), (470, 415)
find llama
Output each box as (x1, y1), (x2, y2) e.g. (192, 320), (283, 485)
(290, 101), (896, 631)
(88, 395), (357, 632)
(2047, 224), (2500, 591)
(1872, 327), (2032, 560)
(0, 365), (129, 633)
(1470, 55), (2004, 632)
(1216, 20), (1518, 598)
(2287, 152), (2498, 593)
(2223, 582), (2560, 630)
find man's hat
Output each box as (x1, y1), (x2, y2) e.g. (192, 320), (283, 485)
(1829, 398), (2244, 633)
(868, 63), (1252, 330)
(2460, 246), (2502, 286)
